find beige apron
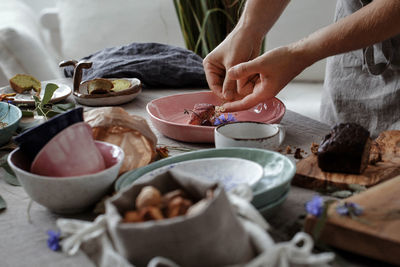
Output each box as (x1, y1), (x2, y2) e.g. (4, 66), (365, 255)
(321, 0), (400, 137)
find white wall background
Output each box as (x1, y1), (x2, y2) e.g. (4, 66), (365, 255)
(21, 0), (336, 82)
(267, 0), (337, 81)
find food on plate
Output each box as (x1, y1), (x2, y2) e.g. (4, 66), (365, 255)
(186, 103), (217, 126)
(185, 103), (235, 126)
(123, 186), (211, 223)
(9, 74), (41, 96)
(111, 79), (132, 92)
(317, 123), (371, 174)
(0, 93), (16, 102)
(87, 78), (114, 94)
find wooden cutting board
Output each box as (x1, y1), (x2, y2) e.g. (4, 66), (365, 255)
(293, 130), (400, 189)
(304, 175), (400, 265)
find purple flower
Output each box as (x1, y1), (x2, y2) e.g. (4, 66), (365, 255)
(213, 113), (237, 126)
(305, 195), (324, 217)
(336, 202), (363, 216)
(47, 230), (61, 251)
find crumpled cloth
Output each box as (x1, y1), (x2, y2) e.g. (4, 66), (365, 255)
(63, 42), (208, 88)
(56, 184), (335, 267)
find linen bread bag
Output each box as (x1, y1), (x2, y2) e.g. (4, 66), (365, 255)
(105, 169), (256, 266)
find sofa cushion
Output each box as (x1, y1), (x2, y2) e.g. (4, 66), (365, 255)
(0, 0), (61, 86)
(56, 0), (185, 61)
(0, 28), (62, 86)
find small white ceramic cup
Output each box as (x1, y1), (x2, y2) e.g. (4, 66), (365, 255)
(214, 121), (285, 150)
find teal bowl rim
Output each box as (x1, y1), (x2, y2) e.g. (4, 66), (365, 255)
(0, 101), (22, 129)
(115, 147), (296, 193)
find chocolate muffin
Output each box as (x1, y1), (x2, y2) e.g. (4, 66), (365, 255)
(317, 123), (371, 174)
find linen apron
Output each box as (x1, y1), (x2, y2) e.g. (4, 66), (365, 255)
(321, 0), (400, 137)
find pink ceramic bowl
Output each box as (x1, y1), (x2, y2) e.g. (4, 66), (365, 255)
(31, 122), (106, 177)
(8, 141), (124, 214)
(146, 91), (285, 143)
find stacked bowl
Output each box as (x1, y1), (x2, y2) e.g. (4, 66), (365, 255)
(8, 108), (124, 214)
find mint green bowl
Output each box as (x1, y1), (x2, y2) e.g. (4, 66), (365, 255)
(0, 102), (22, 146)
(115, 148), (295, 209)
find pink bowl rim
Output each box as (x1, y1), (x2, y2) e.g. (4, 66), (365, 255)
(146, 91), (286, 129)
(8, 140), (124, 181)
(30, 121), (95, 172)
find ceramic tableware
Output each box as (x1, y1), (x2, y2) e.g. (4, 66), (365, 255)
(132, 157), (264, 191)
(257, 188), (290, 218)
(8, 141), (124, 214)
(115, 148), (295, 209)
(59, 60), (141, 106)
(0, 81), (72, 106)
(146, 91), (285, 143)
(30, 122), (105, 177)
(215, 122), (285, 150)
(14, 107), (84, 161)
(0, 102), (22, 146)
(75, 78), (142, 106)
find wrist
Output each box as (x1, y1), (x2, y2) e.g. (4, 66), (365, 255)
(288, 38), (322, 69)
(234, 22), (265, 46)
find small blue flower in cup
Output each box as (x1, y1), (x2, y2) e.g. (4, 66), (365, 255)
(305, 195), (324, 217)
(336, 202), (363, 216)
(47, 230), (61, 251)
(214, 114), (237, 126)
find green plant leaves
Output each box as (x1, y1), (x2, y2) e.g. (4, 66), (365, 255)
(41, 83), (59, 106)
(173, 0), (246, 58)
(21, 83), (75, 120)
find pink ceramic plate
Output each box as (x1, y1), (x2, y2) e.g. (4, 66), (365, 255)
(146, 91), (286, 143)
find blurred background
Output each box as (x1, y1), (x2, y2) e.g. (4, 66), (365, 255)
(0, 0), (337, 121)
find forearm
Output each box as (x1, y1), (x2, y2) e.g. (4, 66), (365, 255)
(291, 0), (400, 67)
(236, 0), (290, 41)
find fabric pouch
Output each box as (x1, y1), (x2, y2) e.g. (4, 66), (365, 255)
(106, 170), (256, 267)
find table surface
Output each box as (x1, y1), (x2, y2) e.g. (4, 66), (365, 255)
(0, 79), (386, 267)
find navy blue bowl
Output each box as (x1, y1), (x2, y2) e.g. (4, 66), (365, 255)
(14, 107), (84, 162)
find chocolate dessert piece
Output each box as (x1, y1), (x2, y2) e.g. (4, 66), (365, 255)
(317, 123), (371, 174)
(187, 103), (216, 126)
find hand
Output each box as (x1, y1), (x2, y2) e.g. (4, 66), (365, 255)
(223, 45), (310, 111)
(203, 27), (263, 101)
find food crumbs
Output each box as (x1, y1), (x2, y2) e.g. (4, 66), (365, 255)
(294, 148), (303, 159)
(310, 142), (319, 155)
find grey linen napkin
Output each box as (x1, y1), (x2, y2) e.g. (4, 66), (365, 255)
(63, 42), (208, 88)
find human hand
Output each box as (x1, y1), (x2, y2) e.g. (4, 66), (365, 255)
(203, 28), (263, 101)
(222, 45), (310, 112)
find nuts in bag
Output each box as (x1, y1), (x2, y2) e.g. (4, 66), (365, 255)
(106, 169), (256, 267)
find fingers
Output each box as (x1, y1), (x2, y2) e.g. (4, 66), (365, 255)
(222, 92), (263, 112)
(237, 75), (258, 96)
(222, 78), (237, 100)
(227, 59), (260, 81)
(203, 60), (224, 99)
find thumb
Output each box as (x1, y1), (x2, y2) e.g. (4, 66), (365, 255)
(227, 60), (260, 80)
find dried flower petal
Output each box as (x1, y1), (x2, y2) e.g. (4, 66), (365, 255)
(305, 195), (324, 217)
(47, 230), (61, 251)
(336, 202), (363, 216)
(213, 114), (237, 126)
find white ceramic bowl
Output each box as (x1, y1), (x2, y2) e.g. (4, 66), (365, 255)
(133, 157), (264, 191)
(8, 141), (124, 214)
(215, 122), (285, 150)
